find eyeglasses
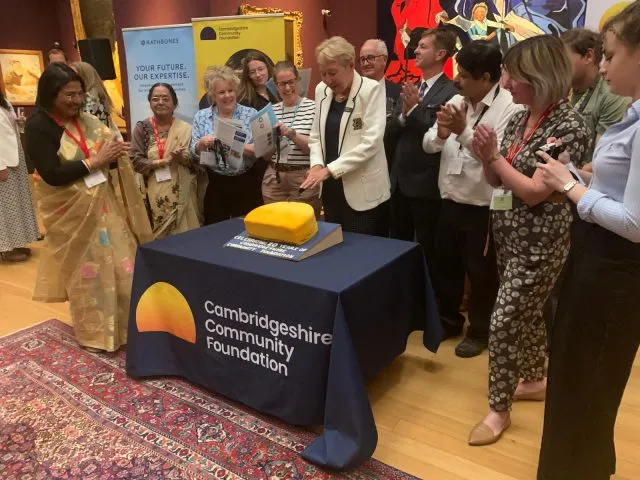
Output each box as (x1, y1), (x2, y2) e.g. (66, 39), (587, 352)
(151, 96), (172, 103)
(276, 79), (297, 88)
(248, 66), (267, 77)
(359, 54), (385, 64)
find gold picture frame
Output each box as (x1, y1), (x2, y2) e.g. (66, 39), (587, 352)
(239, 3), (304, 67)
(0, 49), (44, 106)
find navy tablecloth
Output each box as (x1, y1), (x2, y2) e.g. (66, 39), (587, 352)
(126, 218), (442, 470)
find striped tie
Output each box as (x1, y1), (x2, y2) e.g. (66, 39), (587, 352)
(419, 81), (428, 99)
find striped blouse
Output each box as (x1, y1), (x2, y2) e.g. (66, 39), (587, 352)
(270, 97), (315, 166)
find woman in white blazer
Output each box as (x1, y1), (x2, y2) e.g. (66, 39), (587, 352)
(0, 91), (39, 262)
(301, 36), (391, 236)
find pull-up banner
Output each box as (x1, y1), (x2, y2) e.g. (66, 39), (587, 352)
(122, 24), (198, 126)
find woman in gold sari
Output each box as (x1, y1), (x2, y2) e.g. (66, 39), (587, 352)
(130, 83), (201, 238)
(24, 63), (152, 353)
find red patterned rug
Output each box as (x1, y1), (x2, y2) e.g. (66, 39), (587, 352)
(0, 320), (417, 479)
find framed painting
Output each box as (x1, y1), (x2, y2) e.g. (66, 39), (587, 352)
(0, 49), (44, 106)
(239, 3), (304, 67)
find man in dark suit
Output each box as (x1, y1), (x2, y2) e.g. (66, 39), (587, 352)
(385, 28), (458, 272)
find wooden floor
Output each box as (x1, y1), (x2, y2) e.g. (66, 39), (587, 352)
(1, 242), (638, 479)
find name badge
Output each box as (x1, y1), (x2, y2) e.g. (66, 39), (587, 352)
(200, 150), (217, 167)
(490, 188), (513, 211)
(447, 150), (465, 175)
(84, 170), (107, 189)
(154, 165), (172, 183)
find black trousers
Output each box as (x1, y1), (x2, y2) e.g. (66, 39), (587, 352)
(390, 188), (441, 272)
(433, 200), (498, 340)
(203, 162), (264, 225)
(543, 207), (589, 342)
(538, 222), (640, 480)
(322, 177), (390, 237)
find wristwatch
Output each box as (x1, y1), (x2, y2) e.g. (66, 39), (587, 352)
(561, 179), (578, 194)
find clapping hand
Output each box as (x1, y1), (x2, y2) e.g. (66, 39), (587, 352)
(169, 146), (188, 165)
(439, 101), (468, 135)
(95, 138), (130, 168)
(436, 107), (452, 139)
(401, 83), (420, 114)
(472, 125), (499, 165)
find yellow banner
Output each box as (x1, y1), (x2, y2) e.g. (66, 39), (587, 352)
(192, 14), (286, 99)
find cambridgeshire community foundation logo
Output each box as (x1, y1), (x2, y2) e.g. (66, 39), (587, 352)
(135, 282), (196, 343)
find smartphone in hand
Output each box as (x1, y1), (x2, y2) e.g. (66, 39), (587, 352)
(539, 142), (566, 162)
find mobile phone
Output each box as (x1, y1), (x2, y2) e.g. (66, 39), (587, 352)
(539, 142), (565, 162)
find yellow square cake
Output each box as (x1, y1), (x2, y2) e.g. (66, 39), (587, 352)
(244, 202), (318, 246)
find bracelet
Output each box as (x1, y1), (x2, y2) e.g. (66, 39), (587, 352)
(85, 157), (94, 171)
(488, 151), (501, 164)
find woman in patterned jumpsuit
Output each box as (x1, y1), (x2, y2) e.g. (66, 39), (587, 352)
(469, 35), (592, 446)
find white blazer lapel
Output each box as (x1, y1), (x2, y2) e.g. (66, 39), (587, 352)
(338, 72), (363, 154)
(317, 85), (332, 161)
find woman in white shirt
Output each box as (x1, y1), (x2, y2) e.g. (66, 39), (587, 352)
(535, 3), (640, 478)
(0, 92), (39, 262)
(262, 61), (320, 215)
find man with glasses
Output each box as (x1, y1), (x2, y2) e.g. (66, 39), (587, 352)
(360, 40), (401, 169)
(359, 39), (401, 117)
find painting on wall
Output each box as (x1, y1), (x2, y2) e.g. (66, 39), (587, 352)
(378, 0), (590, 83)
(0, 49), (45, 106)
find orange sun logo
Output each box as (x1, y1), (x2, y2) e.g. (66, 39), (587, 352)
(135, 282), (196, 343)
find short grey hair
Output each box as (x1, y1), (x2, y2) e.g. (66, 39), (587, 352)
(362, 39), (388, 57)
(373, 39), (388, 57)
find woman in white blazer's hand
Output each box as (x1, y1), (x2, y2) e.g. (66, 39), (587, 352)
(307, 36), (391, 236)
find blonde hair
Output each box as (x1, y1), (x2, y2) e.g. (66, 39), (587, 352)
(316, 36), (356, 67)
(203, 65), (240, 104)
(503, 35), (572, 106)
(70, 61), (113, 113)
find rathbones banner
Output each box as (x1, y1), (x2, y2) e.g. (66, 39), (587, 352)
(122, 24), (198, 126)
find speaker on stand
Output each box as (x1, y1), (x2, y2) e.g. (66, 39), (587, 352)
(77, 38), (116, 80)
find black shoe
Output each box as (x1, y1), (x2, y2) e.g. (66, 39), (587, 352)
(455, 336), (488, 358)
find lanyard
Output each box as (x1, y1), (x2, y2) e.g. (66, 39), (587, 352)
(505, 101), (560, 165)
(283, 100), (301, 129)
(574, 77), (599, 114)
(51, 115), (91, 159)
(459, 86), (500, 151)
(151, 116), (172, 159)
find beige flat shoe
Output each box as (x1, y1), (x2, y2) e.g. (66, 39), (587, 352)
(468, 419), (511, 446)
(83, 346), (103, 353)
(514, 389), (546, 402)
